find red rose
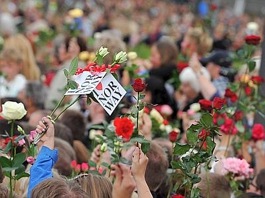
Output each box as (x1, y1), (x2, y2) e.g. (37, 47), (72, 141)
(198, 129), (210, 140)
(212, 97), (226, 110)
(245, 35), (261, 45)
(220, 118), (238, 135)
(199, 99), (212, 111)
(169, 131), (179, 142)
(132, 78), (146, 92)
(224, 88), (238, 103)
(202, 141), (207, 150)
(172, 194), (185, 198)
(251, 76), (264, 85)
(252, 123), (265, 141)
(210, 4), (218, 11)
(144, 107), (150, 114)
(114, 117), (134, 141)
(244, 86), (253, 96)
(177, 61), (188, 73)
(234, 111), (243, 121)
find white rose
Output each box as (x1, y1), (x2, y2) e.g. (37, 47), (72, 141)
(127, 52), (137, 60)
(98, 47), (109, 58)
(159, 124), (165, 131)
(165, 125), (173, 134)
(115, 51), (127, 64)
(1, 101), (27, 120)
(190, 103), (201, 112)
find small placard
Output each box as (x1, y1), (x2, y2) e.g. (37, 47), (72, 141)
(65, 71), (106, 95)
(93, 73), (126, 115)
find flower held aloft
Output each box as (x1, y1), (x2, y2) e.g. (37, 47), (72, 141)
(114, 117), (134, 141)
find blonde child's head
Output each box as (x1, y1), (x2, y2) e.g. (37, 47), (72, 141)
(0, 48), (23, 81)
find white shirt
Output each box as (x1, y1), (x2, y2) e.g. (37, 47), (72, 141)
(0, 74), (26, 98)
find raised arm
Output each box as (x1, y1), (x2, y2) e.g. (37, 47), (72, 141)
(28, 117), (58, 198)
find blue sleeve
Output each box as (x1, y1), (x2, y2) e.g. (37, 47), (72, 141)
(27, 146), (58, 198)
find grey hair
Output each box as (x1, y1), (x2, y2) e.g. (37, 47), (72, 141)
(180, 67), (210, 93)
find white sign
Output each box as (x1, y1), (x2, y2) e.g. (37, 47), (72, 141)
(65, 71), (106, 95)
(93, 73), (126, 115)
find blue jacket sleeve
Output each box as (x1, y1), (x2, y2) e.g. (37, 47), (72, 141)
(27, 146), (58, 198)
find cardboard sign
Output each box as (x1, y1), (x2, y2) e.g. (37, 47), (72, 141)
(93, 73), (126, 115)
(65, 71), (106, 95)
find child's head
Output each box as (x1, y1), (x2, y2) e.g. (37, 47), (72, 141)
(0, 49), (23, 81)
(73, 173), (112, 198)
(31, 178), (87, 198)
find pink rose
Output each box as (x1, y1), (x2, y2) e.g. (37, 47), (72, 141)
(29, 130), (37, 142)
(27, 156), (35, 165)
(81, 162), (89, 172)
(160, 105), (173, 116)
(18, 139), (25, 146)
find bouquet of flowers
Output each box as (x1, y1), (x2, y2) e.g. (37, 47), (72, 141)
(221, 157), (254, 196)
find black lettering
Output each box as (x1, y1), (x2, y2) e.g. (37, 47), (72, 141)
(104, 87), (111, 97)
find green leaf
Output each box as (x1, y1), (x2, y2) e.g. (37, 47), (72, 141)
(15, 172), (29, 180)
(69, 57), (79, 75)
(141, 142), (150, 154)
(2, 167), (17, 172)
(0, 156), (11, 167)
(87, 97), (92, 105)
(186, 129), (198, 145)
(200, 113), (213, 127)
(100, 162), (110, 169)
(68, 80), (78, 89)
(12, 153), (26, 168)
(88, 160), (97, 167)
(15, 164), (25, 175)
(119, 157), (132, 165)
(3, 141), (12, 154)
(130, 136), (149, 144)
(173, 143), (191, 155)
(206, 137), (216, 154)
(191, 187), (201, 198)
(88, 170), (100, 175)
(171, 161), (182, 169)
(248, 60), (256, 72)
(64, 69), (69, 78)
(235, 121), (245, 133)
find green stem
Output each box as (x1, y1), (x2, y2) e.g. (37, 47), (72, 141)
(9, 172), (13, 198)
(49, 95), (66, 118)
(53, 96), (80, 122)
(136, 92), (140, 134)
(194, 138), (207, 175)
(9, 120), (14, 198)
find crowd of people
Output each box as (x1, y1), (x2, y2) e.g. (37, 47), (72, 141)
(0, 0), (265, 197)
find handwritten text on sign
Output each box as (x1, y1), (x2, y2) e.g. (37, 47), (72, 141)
(93, 73), (126, 115)
(65, 71), (106, 95)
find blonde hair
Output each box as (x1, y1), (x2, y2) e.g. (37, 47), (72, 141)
(73, 173), (112, 198)
(187, 28), (213, 57)
(31, 178), (87, 198)
(0, 48), (23, 63)
(3, 34), (40, 80)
